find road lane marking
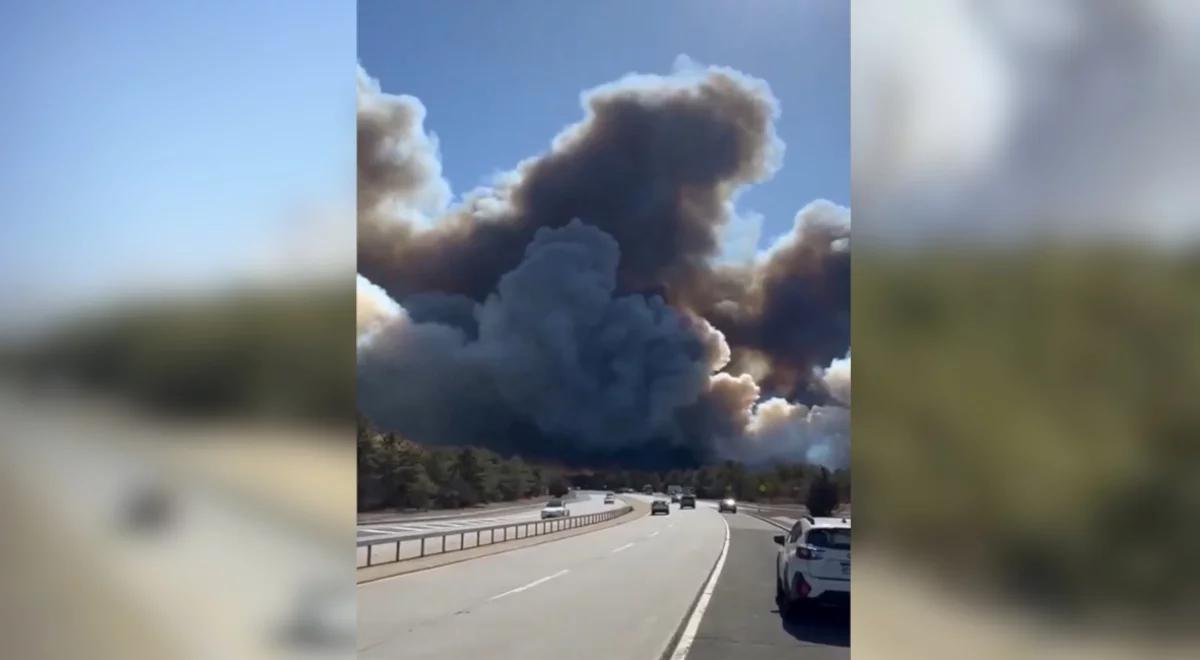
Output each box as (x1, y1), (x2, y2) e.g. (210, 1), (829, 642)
(488, 569), (569, 601)
(610, 542), (635, 554)
(668, 516), (731, 660)
(649, 531), (659, 538)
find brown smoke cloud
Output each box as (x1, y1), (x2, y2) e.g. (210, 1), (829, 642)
(356, 63), (849, 468)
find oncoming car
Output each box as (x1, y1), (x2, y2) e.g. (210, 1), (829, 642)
(540, 499), (570, 519)
(775, 516), (851, 614)
(603, 493), (615, 504)
(717, 497), (738, 514)
(650, 499), (670, 515)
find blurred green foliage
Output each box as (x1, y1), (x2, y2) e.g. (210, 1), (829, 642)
(855, 246), (1200, 621)
(11, 283), (354, 422)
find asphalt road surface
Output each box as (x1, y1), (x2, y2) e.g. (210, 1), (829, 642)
(358, 494), (724, 659)
(356, 491), (616, 543)
(358, 494), (848, 659)
(685, 513), (849, 660)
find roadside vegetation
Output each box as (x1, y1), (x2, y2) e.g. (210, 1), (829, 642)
(6, 283), (353, 423)
(358, 413), (849, 513)
(856, 246), (1200, 621)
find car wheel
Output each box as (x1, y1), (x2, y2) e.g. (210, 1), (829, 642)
(775, 564), (785, 601)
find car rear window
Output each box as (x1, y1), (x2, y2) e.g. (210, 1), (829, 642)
(806, 528), (851, 550)
(547, 500), (562, 507)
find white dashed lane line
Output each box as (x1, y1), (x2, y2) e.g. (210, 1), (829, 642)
(610, 542), (635, 554)
(488, 569), (570, 601)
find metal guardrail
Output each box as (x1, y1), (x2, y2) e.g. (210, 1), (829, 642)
(356, 505), (634, 568)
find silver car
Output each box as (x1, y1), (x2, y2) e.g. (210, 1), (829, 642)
(541, 499), (570, 519)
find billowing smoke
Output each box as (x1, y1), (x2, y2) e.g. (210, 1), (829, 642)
(357, 62), (850, 468)
(820, 353), (851, 406)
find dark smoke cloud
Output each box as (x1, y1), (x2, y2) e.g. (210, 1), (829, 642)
(358, 64), (783, 304)
(359, 221), (725, 464)
(698, 200), (851, 401)
(357, 62), (850, 468)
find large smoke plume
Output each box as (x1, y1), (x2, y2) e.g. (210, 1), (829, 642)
(357, 62), (850, 468)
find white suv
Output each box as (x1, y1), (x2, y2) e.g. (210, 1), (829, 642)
(775, 516), (850, 613)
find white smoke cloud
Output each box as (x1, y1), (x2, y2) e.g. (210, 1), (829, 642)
(707, 351), (851, 470)
(356, 66), (452, 228)
(760, 199), (851, 260)
(356, 273), (405, 347)
(820, 352), (851, 406)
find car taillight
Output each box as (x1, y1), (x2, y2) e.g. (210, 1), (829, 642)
(796, 546), (815, 560)
(793, 573), (810, 597)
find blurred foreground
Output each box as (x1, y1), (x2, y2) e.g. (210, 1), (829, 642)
(854, 1), (1200, 657)
(0, 352), (355, 660)
(0, 3), (355, 658)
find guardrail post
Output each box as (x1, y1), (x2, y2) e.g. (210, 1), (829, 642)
(366, 544), (373, 567)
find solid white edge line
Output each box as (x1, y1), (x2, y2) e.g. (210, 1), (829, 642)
(488, 569), (570, 601)
(668, 515), (731, 660)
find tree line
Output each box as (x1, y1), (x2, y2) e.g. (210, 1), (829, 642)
(564, 462), (849, 516)
(358, 413), (571, 511)
(358, 414), (849, 514)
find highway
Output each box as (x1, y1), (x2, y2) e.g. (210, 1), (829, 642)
(357, 492), (848, 659)
(356, 490), (614, 542)
(685, 512), (849, 659)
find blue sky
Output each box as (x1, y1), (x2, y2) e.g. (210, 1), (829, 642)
(0, 1), (354, 330)
(358, 0), (848, 249)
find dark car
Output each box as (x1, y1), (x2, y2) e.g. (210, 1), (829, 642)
(650, 499), (670, 515)
(679, 494), (696, 509)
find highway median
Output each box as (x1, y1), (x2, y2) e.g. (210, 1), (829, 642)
(357, 495), (650, 584)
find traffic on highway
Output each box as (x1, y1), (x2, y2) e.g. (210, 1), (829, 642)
(357, 491), (848, 659)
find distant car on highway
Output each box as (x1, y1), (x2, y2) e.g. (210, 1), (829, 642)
(642, 484), (654, 495)
(603, 493), (615, 504)
(717, 497), (738, 514)
(775, 516), (851, 615)
(650, 499), (670, 515)
(679, 494), (696, 509)
(540, 499), (570, 519)
(670, 493), (681, 503)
